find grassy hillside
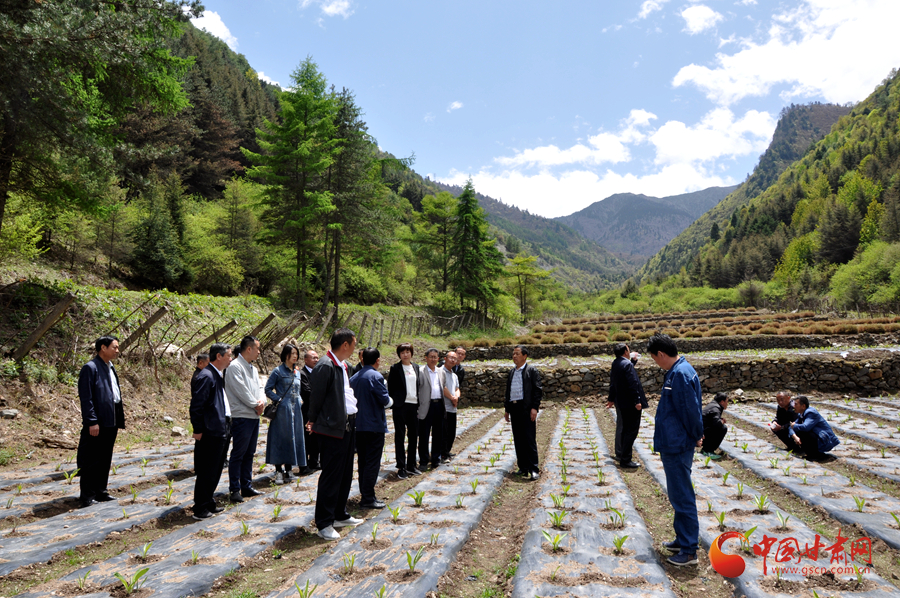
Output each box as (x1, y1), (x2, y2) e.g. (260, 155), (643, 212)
(638, 102), (851, 282)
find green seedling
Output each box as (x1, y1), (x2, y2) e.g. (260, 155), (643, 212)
(707, 500), (713, 513)
(801, 475), (808, 485)
(470, 479), (479, 494)
(550, 564), (562, 581)
(272, 505), (283, 521)
(547, 510), (567, 529)
(172, 460), (182, 469)
(782, 466), (791, 476)
(388, 505), (402, 523)
(715, 511), (726, 530)
(342, 552), (356, 575)
(769, 457), (779, 469)
(852, 563), (865, 585)
(774, 567), (784, 584)
(776, 511), (791, 529)
(740, 526), (757, 553)
(722, 472), (730, 486)
(370, 522), (379, 542)
(755, 449), (763, 459)
(406, 545), (426, 572)
(891, 513), (900, 527)
(741, 443), (749, 453)
(130, 485), (139, 503)
(76, 570), (91, 590)
(752, 494), (770, 512)
(455, 495), (465, 508)
(191, 550), (200, 564)
(561, 484), (572, 496)
(258, 463), (266, 473)
(612, 534), (629, 554)
(122, 508), (129, 519)
(550, 493), (565, 509)
(240, 520), (250, 536)
(163, 487), (174, 505)
(113, 568), (149, 594)
(63, 468), (80, 484)
(138, 542), (152, 560)
(274, 487), (280, 501)
(853, 496), (866, 512)
(294, 579), (318, 598)
(5, 497), (13, 509)
(489, 455), (498, 467)
(608, 507), (627, 528)
(408, 490), (425, 506)
(374, 585), (387, 598)
(596, 470), (605, 485)
(881, 448), (888, 458)
(453, 466), (460, 474)
(55, 462), (64, 472)
(849, 474), (857, 487)
(703, 456), (712, 468)
(15, 484), (22, 495)
(430, 532), (439, 546)
(736, 482), (745, 499)
(542, 530), (567, 551)
(111, 465), (119, 475)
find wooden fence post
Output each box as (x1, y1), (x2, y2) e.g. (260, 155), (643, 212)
(357, 313), (369, 344)
(120, 306), (169, 351)
(314, 306), (337, 344)
(379, 319), (385, 346)
(187, 319), (238, 356)
(249, 313), (277, 338)
(387, 318), (396, 344)
(104, 294), (158, 337)
(367, 318), (376, 347)
(11, 293), (77, 361)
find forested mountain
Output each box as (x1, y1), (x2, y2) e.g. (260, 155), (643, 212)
(639, 102), (851, 281)
(554, 186), (737, 263)
(432, 182), (631, 291)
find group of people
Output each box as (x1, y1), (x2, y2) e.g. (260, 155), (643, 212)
(74, 329), (842, 560)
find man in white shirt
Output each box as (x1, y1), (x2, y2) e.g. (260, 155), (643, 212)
(416, 348), (445, 470)
(224, 335), (265, 503)
(306, 328), (364, 540)
(441, 351), (461, 462)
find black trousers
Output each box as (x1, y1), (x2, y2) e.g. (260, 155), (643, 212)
(356, 431), (384, 504)
(509, 402), (539, 474)
(418, 400), (445, 467)
(702, 422), (727, 453)
(301, 403), (319, 467)
(77, 424), (120, 501)
(193, 433), (230, 513)
(796, 430), (823, 460)
(774, 427), (801, 453)
(443, 411), (457, 458)
(615, 402), (642, 463)
(228, 418), (259, 493)
(315, 421), (356, 530)
(393, 404), (419, 471)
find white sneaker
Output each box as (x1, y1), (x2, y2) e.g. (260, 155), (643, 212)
(317, 526), (340, 540)
(333, 516), (364, 528)
(274, 472), (285, 485)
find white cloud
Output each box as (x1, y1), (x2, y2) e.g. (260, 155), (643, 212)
(438, 164), (733, 219)
(674, 0), (900, 105)
(300, 0), (354, 18)
(424, 112), (435, 123)
(737, 0), (757, 5)
(681, 5), (724, 34)
(447, 101), (464, 113)
(650, 108), (775, 165)
(193, 11), (238, 50)
(638, 0), (669, 19)
(256, 72), (280, 87)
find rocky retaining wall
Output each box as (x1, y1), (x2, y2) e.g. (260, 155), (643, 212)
(458, 353), (900, 406)
(459, 333), (900, 361)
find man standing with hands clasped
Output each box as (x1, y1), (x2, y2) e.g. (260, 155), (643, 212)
(505, 345), (542, 480)
(224, 335), (265, 503)
(648, 333), (703, 567)
(307, 328), (364, 540)
(77, 336), (125, 508)
(607, 343), (647, 469)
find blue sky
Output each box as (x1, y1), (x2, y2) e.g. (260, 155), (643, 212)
(194, 0), (900, 218)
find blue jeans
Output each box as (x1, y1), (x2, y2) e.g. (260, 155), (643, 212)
(229, 418), (259, 493)
(659, 449), (699, 554)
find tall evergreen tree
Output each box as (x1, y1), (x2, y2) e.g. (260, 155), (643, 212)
(243, 57), (338, 309)
(449, 180), (503, 315)
(414, 191), (457, 292)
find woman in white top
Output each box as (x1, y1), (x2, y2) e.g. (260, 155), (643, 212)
(387, 342), (422, 479)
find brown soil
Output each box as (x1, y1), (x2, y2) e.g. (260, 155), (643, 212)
(383, 569), (423, 583)
(360, 537), (392, 550)
(329, 564), (388, 583)
(535, 568), (649, 587)
(126, 554), (165, 565)
(105, 584), (153, 598)
(758, 571), (877, 592)
(181, 556), (226, 567)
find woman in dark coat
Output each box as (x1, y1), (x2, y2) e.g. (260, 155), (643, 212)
(386, 343), (422, 479)
(264, 344), (307, 484)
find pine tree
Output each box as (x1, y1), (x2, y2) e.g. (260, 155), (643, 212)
(449, 180), (504, 315)
(415, 191), (458, 292)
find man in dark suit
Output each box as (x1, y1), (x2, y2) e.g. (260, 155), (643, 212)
(350, 347), (393, 509)
(701, 392), (729, 457)
(77, 336), (125, 508)
(299, 349), (320, 472)
(189, 343), (232, 520)
(606, 343), (648, 468)
(306, 328), (364, 540)
(504, 345), (542, 480)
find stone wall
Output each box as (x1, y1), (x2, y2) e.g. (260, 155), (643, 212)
(457, 353), (900, 407)
(460, 333), (900, 361)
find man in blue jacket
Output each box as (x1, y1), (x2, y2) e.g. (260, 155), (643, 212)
(350, 347), (393, 509)
(189, 343), (232, 520)
(77, 336), (125, 508)
(648, 333), (703, 567)
(607, 343), (647, 468)
(789, 396), (839, 461)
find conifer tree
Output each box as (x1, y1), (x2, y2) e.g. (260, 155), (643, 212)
(449, 180), (503, 315)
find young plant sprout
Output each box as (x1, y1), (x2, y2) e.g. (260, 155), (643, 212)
(430, 532), (439, 546)
(561, 484), (572, 496)
(848, 474), (857, 487)
(113, 568), (149, 595)
(715, 511), (726, 530)
(470, 479), (479, 493)
(547, 510), (567, 529)
(388, 505), (402, 523)
(596, 470), (605, 485)
(406, 546), (426, 572)
(455, 495), (465, 508)
(541, 530), (567, 551)
(854, 496), (866, 512)
(703, 456), (712, 468)
(374, 586), (387, 598)
(294, 579), (318, 598)
(776, 511), (791, 529)
(722, 472), (730, 486)
(612, 534), (629, 554)
(163, 487), (175, 505)
(752, 494), (770, 512)
(76, 570), (91, 590)
(191, 550), (200, 564)
(63, 468), (80, 484)
(782, 466), (791, 476)
(741, 443), (749, 453)
(272, 505), (283, 521)
(707, 500), (713, 513)
(550, 493), (565, 509)
(342, 553), (356, 575)
(408, 490), (425, 506)
(736, 482), (744, 499)
(240, 520), (250, 536)
(740, 526), (757, 553)
(608, 507), (627, 528)
(122, 507), (129, 519)
(130, 485), (139, 503)
(769, 457), (779, 469)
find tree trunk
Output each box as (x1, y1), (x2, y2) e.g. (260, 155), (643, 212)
(0, 151), (13, 236)
(333, 228), (341, 323)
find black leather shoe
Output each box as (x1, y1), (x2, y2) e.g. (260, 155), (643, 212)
(96, 492), (115, 502)
(79, 498), (97, 508)
(241, 487), (262, 497)
(408, 468), (422, 476)
(621, 461), (641, 469)
(360, 500), (386, 509)
(397, 469), (409, 479)
(297, 467), (313, 476)
(210, 505), (225, 513)
(229, 491), (244, 503)
(193, 509), (213, 520)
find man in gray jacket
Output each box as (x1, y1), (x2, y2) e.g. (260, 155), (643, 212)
(224, 335), (265, 503)
(417, 348), (445, 470)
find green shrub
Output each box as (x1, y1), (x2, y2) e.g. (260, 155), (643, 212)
(610, 332), (630, 341)
(342, 264), (388, 304)
(562, 333), (583, 343)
